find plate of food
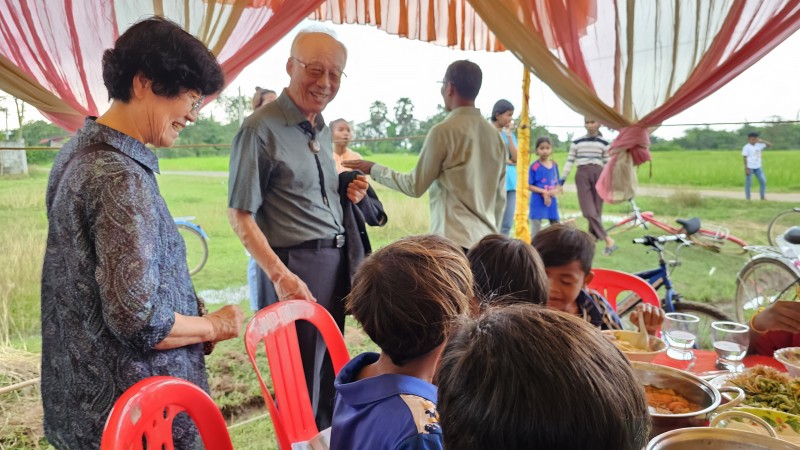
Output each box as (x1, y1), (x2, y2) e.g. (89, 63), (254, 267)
(602, 330), (666, 363)
(710, 365), (800, 443)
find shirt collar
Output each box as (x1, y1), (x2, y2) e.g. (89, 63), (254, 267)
(276, 89), (326, 133)
(445, 105), (481, 119)
(334, 352), (438, 406)
(83, 117), (160, 173)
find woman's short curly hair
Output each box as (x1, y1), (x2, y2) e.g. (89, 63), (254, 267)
(102, 16), (225, 102)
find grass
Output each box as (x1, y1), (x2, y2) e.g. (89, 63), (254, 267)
(553, 149), (800, 192)
(0, 151), (795, 448)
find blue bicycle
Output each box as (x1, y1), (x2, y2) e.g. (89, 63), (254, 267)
(616, 234), (733, 348)
(174, 216), (209, 276)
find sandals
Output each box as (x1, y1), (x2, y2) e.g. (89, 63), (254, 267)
(603, 245), (619, 256)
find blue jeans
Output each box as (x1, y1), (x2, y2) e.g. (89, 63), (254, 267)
(745, 168), (766, 200)
(500, 190), (516, 235)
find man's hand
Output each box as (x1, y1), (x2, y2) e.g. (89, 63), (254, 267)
(272, 270), (316, 302)
(347, 174), (369, 204)
(630, 303), (665, 336)
(754, 301), (800, 333)
(342, 160), (376, 175)
(206, 305), (244, 342)
(745, 168), (751, 175)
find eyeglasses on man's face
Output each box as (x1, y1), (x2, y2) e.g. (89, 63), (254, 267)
(292, 57), (346, 83)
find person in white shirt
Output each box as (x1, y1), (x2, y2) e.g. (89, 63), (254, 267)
(742, 132), (771, 201)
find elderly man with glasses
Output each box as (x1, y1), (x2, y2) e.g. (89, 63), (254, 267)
(228, 29), (368, 429)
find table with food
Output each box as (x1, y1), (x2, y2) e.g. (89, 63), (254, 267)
(606, 328), (800, 448)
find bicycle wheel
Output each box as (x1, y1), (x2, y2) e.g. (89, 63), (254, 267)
(177, 224), (209, 276)
(768, 208), (800, 246)
(672, 300), (734, 350)
(734, 257), (800, 323)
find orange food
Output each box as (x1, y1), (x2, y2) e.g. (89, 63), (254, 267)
(645, 385), (702, 414)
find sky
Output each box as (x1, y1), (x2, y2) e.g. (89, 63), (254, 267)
(4, 18), (800, 142)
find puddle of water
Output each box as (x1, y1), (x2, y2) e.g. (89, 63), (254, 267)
(198, 285), (248, 305)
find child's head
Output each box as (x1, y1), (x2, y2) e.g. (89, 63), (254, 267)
(329, 118), (353, 145)
(747, 131), (759, 144)
(346, 234), (474, 366)
(535, 136), (552, 160)
(583, 117), (601, 135)
(467, 234), (548, 307)
(436, 304), (650, 450)
(252, 87), (277, 110)
(531, 224), (596, 313)
(491, 99), (514, 127)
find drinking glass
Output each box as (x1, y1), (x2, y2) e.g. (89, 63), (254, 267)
(663, 312), (700, 361)
(711, 321), (750, 372)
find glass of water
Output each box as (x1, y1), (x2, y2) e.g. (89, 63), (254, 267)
(711, 321), (750, 372)
(663, 312), (700, 361)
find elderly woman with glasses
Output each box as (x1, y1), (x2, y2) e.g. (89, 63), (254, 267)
(41, 17), (243, 449)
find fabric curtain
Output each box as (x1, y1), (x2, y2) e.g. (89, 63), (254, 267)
(467, 0), (800, 201)
(310, 0), (503, 51)
(0, 0), (325, 132)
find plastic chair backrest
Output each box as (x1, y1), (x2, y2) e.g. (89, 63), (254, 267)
(244, 300), (350, 450)
(588, 268), (661, 311)
(101, 376), (233, 450)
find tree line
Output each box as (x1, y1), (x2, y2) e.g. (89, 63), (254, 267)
(9, 94), (800, 165)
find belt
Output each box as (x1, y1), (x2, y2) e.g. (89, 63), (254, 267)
(277, 234), (346, 250)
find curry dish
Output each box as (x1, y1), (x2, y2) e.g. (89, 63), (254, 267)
(645, 385), (703, 414)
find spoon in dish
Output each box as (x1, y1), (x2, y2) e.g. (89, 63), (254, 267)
(636, 311), (650, 351)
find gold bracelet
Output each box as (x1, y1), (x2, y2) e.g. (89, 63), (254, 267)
(749, 307), (767, 334)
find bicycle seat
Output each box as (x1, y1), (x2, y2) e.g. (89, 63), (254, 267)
(675, 217), (701, 235)
(785, 226), (800, 245)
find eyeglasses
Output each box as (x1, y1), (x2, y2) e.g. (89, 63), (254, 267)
(292, 57), (346, 83)
(188, 93), (205, 113)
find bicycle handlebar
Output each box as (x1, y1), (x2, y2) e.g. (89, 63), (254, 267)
(632, 234), (689, 246)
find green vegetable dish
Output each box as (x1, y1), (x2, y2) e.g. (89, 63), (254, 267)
(728, 365), (800, 414)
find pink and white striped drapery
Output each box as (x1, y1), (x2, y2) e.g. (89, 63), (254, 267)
(0, 0), (326, 132)
(464, 0), (800, 201)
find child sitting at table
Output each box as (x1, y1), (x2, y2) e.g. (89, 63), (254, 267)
(531, 224), (664, 335)
(435, 304), (651, 450)
(330, 235), (474, 450)
(467, 233), (549, 307)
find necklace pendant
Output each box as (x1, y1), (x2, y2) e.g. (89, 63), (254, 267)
(309, 140), (321, 154)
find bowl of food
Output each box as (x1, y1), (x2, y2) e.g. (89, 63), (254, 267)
(774, 347), (800, 377)
(603, 329), (666, 362)
(632, 362), (744, 439)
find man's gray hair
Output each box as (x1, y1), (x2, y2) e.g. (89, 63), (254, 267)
(290, 27), (348, 60)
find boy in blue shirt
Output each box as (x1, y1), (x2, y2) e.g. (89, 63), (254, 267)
(531, 224), (663, 334)
(330, 235), (474, 450)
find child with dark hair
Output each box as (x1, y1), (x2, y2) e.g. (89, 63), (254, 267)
(467, 234), (548, 307)
(330, 118), (362, 173)
(330, 235), (474, 450)
(531, 224), (663, 334)
(528, 136), (560, 235)
(436, 304), (651, 450)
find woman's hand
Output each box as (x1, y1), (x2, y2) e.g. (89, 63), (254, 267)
(206, 305), (244, 342)
(630, 303), (665, 336)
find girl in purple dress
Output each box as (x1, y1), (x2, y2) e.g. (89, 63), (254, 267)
(528, 137), (561, 236)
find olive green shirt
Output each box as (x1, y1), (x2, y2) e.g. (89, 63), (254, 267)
(371, 106), (506, 249)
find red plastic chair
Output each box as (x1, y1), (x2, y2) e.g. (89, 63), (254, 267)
(101, 376), (233, 450)
(588, 268), (661, 312)
(244, 300), (351, 450)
